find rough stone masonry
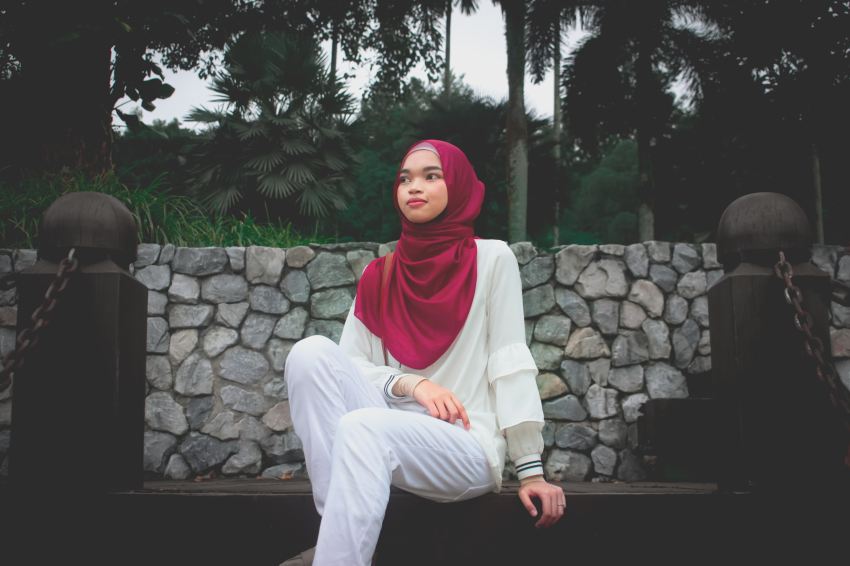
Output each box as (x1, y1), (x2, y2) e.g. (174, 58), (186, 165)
(2, 242), (849, 482)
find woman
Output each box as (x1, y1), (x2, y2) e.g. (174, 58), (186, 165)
(283, 140), (565, 566)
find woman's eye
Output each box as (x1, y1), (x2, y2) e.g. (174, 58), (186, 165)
(427, 174), (441, 180)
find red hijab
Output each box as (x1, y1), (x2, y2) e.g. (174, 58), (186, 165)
(354, 139), (485, 369)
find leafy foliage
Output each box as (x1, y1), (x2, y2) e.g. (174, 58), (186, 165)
(526, 0), (587, 83)
(113, 119), (199, 192)
(184, 32), (357, 224)
(310, 0), (463, 94)
(1, 0), (321, 105)
(563, 139), (639, 243)
(701, 0), (850, 242)
(0, 173), (324, 249)
(338, 77), (560, 247)
(6, 1), (850, 247)
(0, 1), (314, 176)
(562, 1), (716, 152)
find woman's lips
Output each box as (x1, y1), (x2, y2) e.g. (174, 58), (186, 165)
(407, 199), (426, 207)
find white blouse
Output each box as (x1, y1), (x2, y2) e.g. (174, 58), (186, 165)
(338, 238), (545, 491)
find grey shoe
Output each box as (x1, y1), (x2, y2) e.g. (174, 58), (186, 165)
(280, 546), (315, 566)
(280, 546), (378, 565)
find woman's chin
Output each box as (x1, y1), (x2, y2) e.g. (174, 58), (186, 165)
(405, 212), (437, 223)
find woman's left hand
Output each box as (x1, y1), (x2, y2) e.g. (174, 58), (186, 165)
(517, 477), (566, 528)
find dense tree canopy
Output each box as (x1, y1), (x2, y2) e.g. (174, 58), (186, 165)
(0, 1), (310, 176)
(704, 0), (850, 242)
(3, 1), (850, 247)
(0, 0), (459, 177)
(338, 77), (557, 244)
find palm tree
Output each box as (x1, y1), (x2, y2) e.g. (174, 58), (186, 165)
(562, 0), (717, 240)
(703, 0), (850, 244)
(443, 1), (481, 96)
(527, 0), (587, 246)
(184, 32), (357, 222)
(444, 0), (453, 95)
(311, 1), (373, 82)
(494, 0), (530, 243)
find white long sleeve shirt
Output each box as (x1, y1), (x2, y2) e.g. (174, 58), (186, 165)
(338, 238), (545, 491)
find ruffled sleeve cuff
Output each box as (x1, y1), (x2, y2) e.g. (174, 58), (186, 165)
(486, 341), (538, 384)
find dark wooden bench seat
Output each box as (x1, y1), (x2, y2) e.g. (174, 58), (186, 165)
(1, 478), (846, 565)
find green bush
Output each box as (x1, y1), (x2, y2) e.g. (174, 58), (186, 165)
(0, 173), (328, 249)
(562, 139), (640, 244)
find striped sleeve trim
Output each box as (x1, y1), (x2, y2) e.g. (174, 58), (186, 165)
(514, 454), (544, 480)
(383, 373), (405, 400)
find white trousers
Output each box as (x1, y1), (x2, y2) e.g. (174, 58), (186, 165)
(284, 335), (495, 566)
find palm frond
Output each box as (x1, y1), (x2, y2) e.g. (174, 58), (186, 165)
(323, 151), (349, 172)
(201, 185), (244, 214)
(284, 162), (318, 184)
(279, 137), (314, 155)
(232, 120), (269, 140)
(185, 106), (225, 124)
(245, 151), (286, 173)
(664, 26), (726, 107)
(268, 114), (301, 128)
(296, 183), (337, 217)
(257, 174), (300, 198)
(318, 125), (344, 140)
(181, 30), (357, 220)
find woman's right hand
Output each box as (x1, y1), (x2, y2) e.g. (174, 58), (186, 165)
(411, 379), (471, 430)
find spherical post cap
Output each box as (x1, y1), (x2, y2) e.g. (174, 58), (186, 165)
(38, 192), (138, 266)
(716, 192), (812, 268)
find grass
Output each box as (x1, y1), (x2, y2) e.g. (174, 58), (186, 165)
(0, 173), (332, 249)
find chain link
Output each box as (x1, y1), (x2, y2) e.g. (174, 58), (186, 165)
(0, 248), (78, 392)
(774, 251), (850, 467)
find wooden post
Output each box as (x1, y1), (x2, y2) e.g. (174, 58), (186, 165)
(10, 192), (146, 492)
(709, 192), (848, 492)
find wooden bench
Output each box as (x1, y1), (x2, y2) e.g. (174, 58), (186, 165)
(1, 478), (846, 564)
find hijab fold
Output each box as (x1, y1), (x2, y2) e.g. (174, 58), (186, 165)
(354, 139), (485, 369)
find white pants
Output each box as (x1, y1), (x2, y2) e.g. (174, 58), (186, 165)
(284, 335), (495, 566)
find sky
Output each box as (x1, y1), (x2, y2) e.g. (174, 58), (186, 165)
(116, 3), (589, 129)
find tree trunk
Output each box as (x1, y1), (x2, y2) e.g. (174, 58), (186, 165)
(11, 30), (113, 177)
(635, 42), (655, 242)
(811, 142), (824, 244)
(552, 18), (562, 247)
(444, 1), (452, 96)
(330, 24), (339, 82)
(503, 0), (529, 244)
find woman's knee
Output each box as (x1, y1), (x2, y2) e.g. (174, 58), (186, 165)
(284, 334), (337, 384)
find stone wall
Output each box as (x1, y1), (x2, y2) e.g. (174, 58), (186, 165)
(1, 242), (849, 482)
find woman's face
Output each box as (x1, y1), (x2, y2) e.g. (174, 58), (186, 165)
(396, 149), (448, 223)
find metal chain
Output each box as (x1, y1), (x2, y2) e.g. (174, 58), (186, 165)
(774, 250), (850, 467)
(0, 248), (79, 392)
